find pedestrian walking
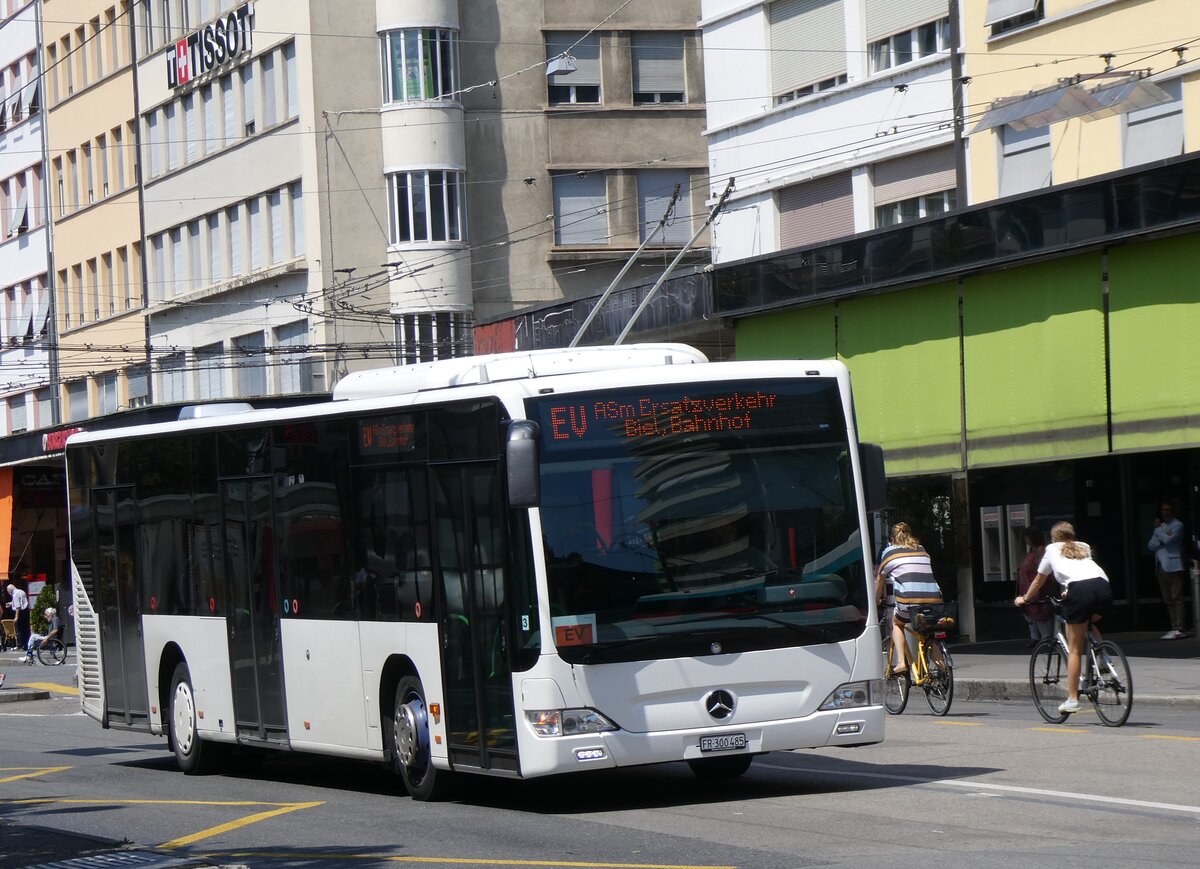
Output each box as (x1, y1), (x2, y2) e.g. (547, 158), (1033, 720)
(5, 583), (30, 654)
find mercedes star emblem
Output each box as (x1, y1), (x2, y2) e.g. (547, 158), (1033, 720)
(704, 689), (736, 720)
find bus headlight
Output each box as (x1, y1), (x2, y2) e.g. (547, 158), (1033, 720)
(526, 708), (619, 737)
(818, 680), (879, 711)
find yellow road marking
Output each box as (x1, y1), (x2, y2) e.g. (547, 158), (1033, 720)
(1028, 727), (1089, 734)
(220, 855), (734, 868)
(1140, 734), (1200, 742)
(14, 682), (80, 696)
(159, 800), (324, 848)
(0, 766), (72, 784)
(933, 721), (983, 726)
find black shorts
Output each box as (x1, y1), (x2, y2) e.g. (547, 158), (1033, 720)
(1061, 577), (1112, 624)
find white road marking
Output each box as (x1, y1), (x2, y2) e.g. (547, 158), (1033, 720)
(758, 761), (1200, 815)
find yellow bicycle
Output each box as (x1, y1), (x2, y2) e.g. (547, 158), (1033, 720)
(882, 607), (955, 716)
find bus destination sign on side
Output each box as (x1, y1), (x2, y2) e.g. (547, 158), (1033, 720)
(546, 390), (780, 443)
(358, 417), (417, 453)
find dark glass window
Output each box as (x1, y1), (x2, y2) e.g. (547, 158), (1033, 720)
(133, 437), (194, 616)
(189, 434), (224, 616)
(351, 466), (434, 623)
(428, 402), (500, 462)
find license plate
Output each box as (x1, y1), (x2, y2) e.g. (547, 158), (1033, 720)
(699, 733), (747, 752)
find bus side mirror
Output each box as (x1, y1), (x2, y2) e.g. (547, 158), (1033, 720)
(859, 442), (887, 513)
(506, 420), (541, 509)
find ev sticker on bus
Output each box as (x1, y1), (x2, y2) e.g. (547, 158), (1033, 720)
(551, 613), (597, 646)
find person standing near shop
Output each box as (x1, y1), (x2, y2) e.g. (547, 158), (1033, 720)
(1017, 527), (1054, 646)
(1148, 501), (1189, 640)
(5, 583), (30, 652)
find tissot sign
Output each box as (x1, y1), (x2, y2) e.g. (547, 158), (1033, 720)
(166, 2), (254, 89)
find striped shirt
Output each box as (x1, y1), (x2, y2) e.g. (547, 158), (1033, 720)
(878, 544), (943, 611)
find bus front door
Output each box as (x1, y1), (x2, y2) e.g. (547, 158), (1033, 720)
(433, 464), (518, 775)
(220, 477), (288, 744)
(93, 486), (150, 728)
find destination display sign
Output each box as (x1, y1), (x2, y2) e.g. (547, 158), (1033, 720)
(532, 381), (841, 452)
(358, 416), (417, 455)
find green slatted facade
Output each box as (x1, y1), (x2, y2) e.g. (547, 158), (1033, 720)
(1108, 235), (1200, 451)
(962, 254), (1107, 466)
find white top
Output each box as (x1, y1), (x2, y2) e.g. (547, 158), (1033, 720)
(1036, 541), (1109, 587)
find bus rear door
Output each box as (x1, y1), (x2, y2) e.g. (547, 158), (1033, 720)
(220, 476), (288, 744)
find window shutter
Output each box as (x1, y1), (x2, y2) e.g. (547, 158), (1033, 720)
(638, 169), (691, 244)
(128, 366), (148, 400)
(33, 282), (50, 336)
(769, 0), (846, 95)
(7, 186), (28, 236)
(984, 0), (1039, 26)
(547, 32), (600, 87)
(874, 146), (956, 205)
(778, 171), (853, 249)
(999, 125), (1051, 197)
(268, 190), (284, 263)
(183, 94), (197, 163)
(285, 42), (298, 119)
(865, 0), (946, 42)
(248, 197), (263, 269)
(632, 33), (685, 95)
(1123, 80), (1183, 167)
(554, 172), (608, 245)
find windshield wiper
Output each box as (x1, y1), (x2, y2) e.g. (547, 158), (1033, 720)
(580, 635), (668, 665)
(653, 610), (834, 642)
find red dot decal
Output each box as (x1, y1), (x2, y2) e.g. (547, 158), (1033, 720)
(415, 602), (422, 619)
(150, 596), (157, 611)
(209, 597), (216, 613)
(292, 599), (299, 615)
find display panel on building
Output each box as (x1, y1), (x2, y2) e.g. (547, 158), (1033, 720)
(166, 2), (254, 89)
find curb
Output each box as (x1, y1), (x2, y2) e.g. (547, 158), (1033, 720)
(0, 687), (51, 703)
(957, 678), (1200, 708)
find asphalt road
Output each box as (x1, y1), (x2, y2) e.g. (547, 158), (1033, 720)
(1, 694), (1198, 869)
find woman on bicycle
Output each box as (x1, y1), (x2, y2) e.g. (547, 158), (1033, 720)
(877, 522), (943, 673)
(1015, 521), (1112, 714)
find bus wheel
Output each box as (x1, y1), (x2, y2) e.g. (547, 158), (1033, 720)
(687, 754), (754, 780)
(391, 676), (455, 801)
(169, 662), (224, 775)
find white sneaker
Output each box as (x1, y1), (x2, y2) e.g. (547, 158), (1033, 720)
(1058, 698), (1081, 714)
(1161, 630), (1184, 640)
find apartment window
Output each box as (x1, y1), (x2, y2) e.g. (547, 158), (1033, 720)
(275, 320), (311, 393)
(67, 380), (88, 422)
(90, 17), (104, 79)
(6, 178), (28, 237)
(873, 145), (957, 227)
(1123, 78), (1183, 168)
(999, 124), (1051, 197)
(382, 29), (459, 103)
(120, 245), (132, 309)
(196, 342), (224, 399)
(553, 172), (607, 245)
(87, 258), (99, 320)
(102, 252), (114, 314)
(393, 311), (470, 365)
(82, 142), (94, 203)
(221, 76), (235, 144)
(248, 196), (263, 269)
(876, 190), (956, 227)
(45, 44), (57, 105)
(188, 219), (202, 288)
(631, 33), (685, 104)
(284, 41), (298, 118)
(114, 125), (125, 191)
(98, 134), (110, 197)
(290, 181), (305, 256)
(268, 190), (284, 263)
(207, 213), (223, 282)
(127, 365), (150, 408)
(546, 32), (600, 104)
(159, 351), (187, 402)
(202, 83), (218, 153)
(165, 102), (179, 170)
(241, 64), (255, 135)
(986, 0), (1043, 36)
(869, 18), (950, 74)
(769, 0), (845, 104)
(234, 331), (266, 396)
(183, 93), (198, 163)
(150, 233), (166, 300)
(36, 388), (52, 429)
(637, 169), (691, 243)
(228, 204), (242, 273)
(107, 8), (121, 71)
(774, 73), (846, 105)
(261, 53), (277, 127)
(8, 396), (26, 433)
(99, 373), (118, 414)
(146, 111), (162, 177)
(387, 170), (464, 244)
(778, 171), (853, 249)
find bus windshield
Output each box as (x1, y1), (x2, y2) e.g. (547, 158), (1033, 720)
(529, 378), (868, 664)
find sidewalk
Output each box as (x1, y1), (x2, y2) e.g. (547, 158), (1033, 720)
(949, 631), (1200, 707)
(0, 646), (77, 703)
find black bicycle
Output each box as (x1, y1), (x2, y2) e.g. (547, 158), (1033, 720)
(1028, 598), (1132, 726)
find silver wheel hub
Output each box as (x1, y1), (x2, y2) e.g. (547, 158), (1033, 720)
(395, 700), (423, 766)
(172, 681), (196, 755)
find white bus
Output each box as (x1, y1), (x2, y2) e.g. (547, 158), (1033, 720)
(65, 344), (887, 800)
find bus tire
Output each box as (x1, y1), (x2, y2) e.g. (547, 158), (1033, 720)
(169, 662), (224, 775)
(391, 675), (455, 801)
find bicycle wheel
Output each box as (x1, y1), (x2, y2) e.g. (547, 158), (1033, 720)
(37, 638), (67, 666)
(1029, 639), (1069, 724)
(923, 639), (954, 716)
(1089, 641), (1132, 727)
(882, 635), (909, 715)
